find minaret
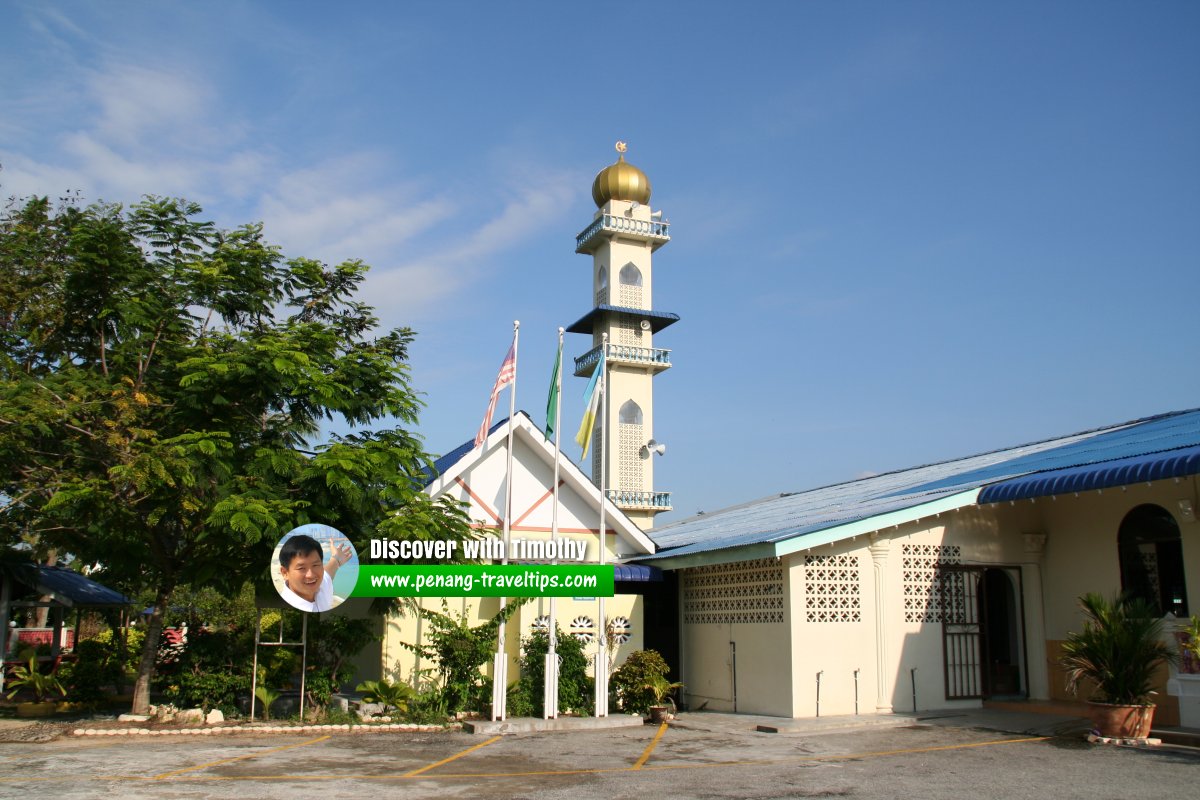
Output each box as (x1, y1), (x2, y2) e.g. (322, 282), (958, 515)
(567, 142), (678, 529)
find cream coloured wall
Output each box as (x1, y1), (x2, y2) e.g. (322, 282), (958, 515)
(1032, 475), (1199, 638)
(679, 558), (792, 716)
(785, 544), (876, 717)
(783, 503), (1053, 717)
(592, 199), (656, 311)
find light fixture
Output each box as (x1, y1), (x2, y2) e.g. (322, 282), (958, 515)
(640, 439), (666, 458)
(650, 209), (663, 220)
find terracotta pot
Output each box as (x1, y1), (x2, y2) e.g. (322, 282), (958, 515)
(1086, 702), (1155, 738)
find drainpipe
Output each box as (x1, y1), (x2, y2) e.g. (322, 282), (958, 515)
(816, 671), (824, 717)
(729, 641), (737, 713)
(854, 669), (860, 716)
(910, 667), (918, 714)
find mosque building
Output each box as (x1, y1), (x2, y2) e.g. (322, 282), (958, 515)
(375, 147), (1200, 729)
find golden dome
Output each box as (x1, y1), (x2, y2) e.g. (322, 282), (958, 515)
(591, 143), (652, 207)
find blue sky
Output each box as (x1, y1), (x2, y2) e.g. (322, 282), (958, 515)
(3, 2), (1198, 523)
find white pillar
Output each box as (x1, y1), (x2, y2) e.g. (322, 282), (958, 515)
(1022, 532), (1050, 700)
(869, 536), (893, 713)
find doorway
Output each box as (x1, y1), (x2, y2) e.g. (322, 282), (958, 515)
(939, 565), (1027, 700)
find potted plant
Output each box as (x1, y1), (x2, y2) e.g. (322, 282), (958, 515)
(643, 673), (683, 724)
(1060, 592), (1176, 739)
(5, 656), (67, 717)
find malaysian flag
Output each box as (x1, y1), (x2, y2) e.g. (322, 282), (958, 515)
(474, 340), (517, 447)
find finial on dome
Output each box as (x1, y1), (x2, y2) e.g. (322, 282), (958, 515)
(615, 140), (627, 161)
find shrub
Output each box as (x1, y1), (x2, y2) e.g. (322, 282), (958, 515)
(4, 656), (65, 703)
(154, 627), (252, 714)
(59, 638), (124, 706)
(510, 627), (593, 717)
(356, 678), (415, 713)
(610, 649), (672, 715)
(398, 600), (524, 714)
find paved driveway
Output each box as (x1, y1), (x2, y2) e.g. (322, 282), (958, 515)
(0, 712), (1196, 799)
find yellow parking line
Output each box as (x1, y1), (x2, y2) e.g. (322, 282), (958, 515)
(403, 735), (501, 778)
(151, 735), (331, 780)
(632, 722), (668, 770)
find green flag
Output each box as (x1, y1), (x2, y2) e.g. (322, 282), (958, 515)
(545, 346), (561, 437)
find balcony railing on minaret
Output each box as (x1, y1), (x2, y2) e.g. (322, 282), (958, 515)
(576, 214), (670, 254)
(574, 343), (671, 378)
(605, 489), (673, 511)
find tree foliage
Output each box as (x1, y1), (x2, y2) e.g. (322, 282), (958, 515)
(0, 194), (471, 713)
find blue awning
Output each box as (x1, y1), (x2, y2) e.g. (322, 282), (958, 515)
(614, 564), (663, 582)
(978, 444), (1200, 504)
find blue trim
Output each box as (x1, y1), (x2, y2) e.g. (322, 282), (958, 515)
(978, 444), (1200, 504)
(614, 564), (663, 582)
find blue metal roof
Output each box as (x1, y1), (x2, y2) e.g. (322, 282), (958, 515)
(888, 410), (1200, 499)
(978, 443), (1200, 504)
(565, 305), (680, 335)
(28, 565), (131, 607)
(641, 408), (1200, 564)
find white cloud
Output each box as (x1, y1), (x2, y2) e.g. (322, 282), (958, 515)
(256, 155), (456, 267)
(2, 50), (580, 330)
(87, 64), (215, 149)
(358, 171), (578, 326)
(59, 131), (205, 200)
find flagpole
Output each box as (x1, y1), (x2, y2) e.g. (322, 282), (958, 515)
(545, 327), (564, 719)
(595, 332), (609, 718)
(493, 320), (519, 721)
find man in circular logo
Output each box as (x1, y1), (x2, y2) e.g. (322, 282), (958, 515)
(273, 525), (357, 612)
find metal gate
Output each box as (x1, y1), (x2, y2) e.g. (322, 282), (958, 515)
(938, 565), (1028, 700)
(939, 566), (986, 700)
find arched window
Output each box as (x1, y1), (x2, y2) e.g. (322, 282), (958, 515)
(1118, 504), (1188, 616)
(619, 400), (643, 425)
(619, 263), (642, 286)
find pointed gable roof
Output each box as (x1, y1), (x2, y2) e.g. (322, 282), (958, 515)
(426, 411), (656, 556)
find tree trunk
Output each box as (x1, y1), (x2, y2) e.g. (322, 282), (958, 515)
(131, 583), (174, 715)
(32, 550), (57, 628)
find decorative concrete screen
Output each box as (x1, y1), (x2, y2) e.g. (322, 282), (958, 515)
(682, 558), (785, 625)
(618, 422), (644, 490)
(901, 543), (962, 623)
(803, 554), (862, 622)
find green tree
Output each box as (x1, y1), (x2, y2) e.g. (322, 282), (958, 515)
(0, 194), (471, 714)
